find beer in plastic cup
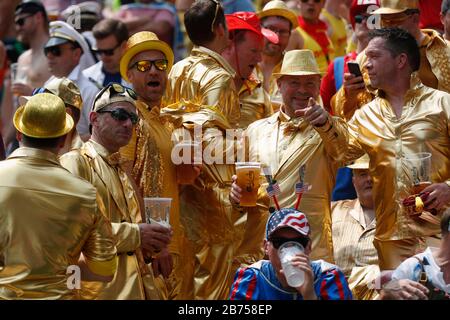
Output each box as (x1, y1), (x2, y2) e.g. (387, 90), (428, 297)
(278, 241), (305, 287)
(402, 152), (432, 194)
(235, 162), (261, 207)
(174, 141), (201, 185)
(143, 197), (171, 228)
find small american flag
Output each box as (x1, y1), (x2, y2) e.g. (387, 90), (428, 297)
(266, 182), (281, 196)
(295, 182), (311, 194)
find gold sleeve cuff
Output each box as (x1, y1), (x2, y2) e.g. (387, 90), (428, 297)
(85, 256), (118, 277)
(111, 222), (141, 253)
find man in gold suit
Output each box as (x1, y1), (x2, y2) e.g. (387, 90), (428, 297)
(23, 77), (84, 155)
(256, 0), (299, 109)
(60, 83), (172, 299)
(222, 12), (277, 129)
(118, 31), (193, 299)
(163, 0), (247, 300)
(330, 28), (450, 270)
(333, 0), (450, 120)
(331, 154), (379, 300)
(0, 93), (117, 299)
(230, 49), (348, 265)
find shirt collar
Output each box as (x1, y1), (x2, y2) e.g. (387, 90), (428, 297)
(192, 46), (237, 77)
(8, 147), (60, 165)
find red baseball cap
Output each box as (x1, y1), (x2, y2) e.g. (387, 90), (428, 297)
(350, 0), (380, 29)
(226, 12), (279, 44)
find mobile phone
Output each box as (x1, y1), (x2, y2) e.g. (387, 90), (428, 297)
(347, 62), (362, 77)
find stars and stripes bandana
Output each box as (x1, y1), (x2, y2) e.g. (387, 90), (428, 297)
(265, 208), (310, 239)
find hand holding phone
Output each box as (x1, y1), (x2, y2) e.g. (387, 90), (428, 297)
(347, 62), (362, 77)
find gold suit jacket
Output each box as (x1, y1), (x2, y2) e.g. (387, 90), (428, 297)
(60, 140), (154, 300)
(238, 74), (273, 129)
(340, 76), (450, 241)
(243, 110), (349, 263)
(0, 147), (117, 300)
(166, 46), (240, 128)
(333, 29), (450, 121)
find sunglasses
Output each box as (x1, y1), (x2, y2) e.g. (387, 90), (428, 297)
(93, 42), (122, 57)
(354, 14), (370, 24)
(300, 0), (322, 3)
(97, 108), (139, 125)
(269, 236), (309, 250)
(15, 14), (35, 26)
(44, 45), (77, 57)
(131, 59), (168, 72)
(210, 0), (220, 32)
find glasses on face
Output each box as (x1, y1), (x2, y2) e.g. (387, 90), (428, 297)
(300, 0), (322, 3)
(269, 236), (309, 250)
(354, 14), (370, 24)
(262, 25), (290, 38)
(131, 59), (168, 72)
(44, 45), (76, 57)
(210, 0), (220, 32)
(93, 42), (122, 57)
(15, 14), (35, 26)
(97, 108), (139, 125)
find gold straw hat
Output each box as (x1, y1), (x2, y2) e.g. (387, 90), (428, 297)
(14, 93), (74, 138)
(346, 154), (370, 170)
(372, 0), (419, 15)
(273, 49), (322, 78)
(258, 0), (299, 29)
(120, 31), (174, 82)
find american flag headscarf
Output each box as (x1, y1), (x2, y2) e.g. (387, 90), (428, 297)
(265, 208), (310, 239)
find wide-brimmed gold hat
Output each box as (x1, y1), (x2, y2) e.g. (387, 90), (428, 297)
(273, 49), (322, 78)
(14, 93), (74, 138)
(120, 31), (174, 83)
(372, 0), (419, 15)
(258, 0), (299, 29)
(347, 154), (370, 170)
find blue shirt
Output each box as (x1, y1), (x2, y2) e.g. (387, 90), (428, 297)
(229, 260), (352, 300)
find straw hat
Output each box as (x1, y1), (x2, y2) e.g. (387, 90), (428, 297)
(372, 0), (419, 15)
(273, 49), (322, 78)
(120, 31), (174, 83)
(14, 93), (74, 138)
(258, 0), (299, 29)
(346, 154), (370, 170)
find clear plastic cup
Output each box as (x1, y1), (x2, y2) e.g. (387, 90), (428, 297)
(235, 162), (261, 207)
(278, 241), (305, 287)
(143, 197), (171, 228)
(402, 152), (432, 193)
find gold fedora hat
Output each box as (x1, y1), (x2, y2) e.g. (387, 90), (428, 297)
(273, 49), (322, 78)
(372, 0), (419, 15)
(120, 31), (174, 83)
(258, 0), (299, 29)
(347, 154), (370, 170)
(14, 93), (74, 138)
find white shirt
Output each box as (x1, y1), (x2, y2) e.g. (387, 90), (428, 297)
(82, 61), (131, 91)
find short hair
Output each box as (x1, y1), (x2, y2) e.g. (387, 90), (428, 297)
(441, 210), (450, 236)
(442, 0), (450, 14)
(92, 19), (129, 45)
(67, 105), (80, 124)
(184, 0), (226, 46)
(368, 27), (420, 72)
(21, 134), (64, 149)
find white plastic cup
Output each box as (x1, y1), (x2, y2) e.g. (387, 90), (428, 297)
(278, 241), (305, 287)
(143, 197), (172, 228)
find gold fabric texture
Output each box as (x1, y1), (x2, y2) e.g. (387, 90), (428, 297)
(0, 147), (116, 300)
(60, 140), (153, 300)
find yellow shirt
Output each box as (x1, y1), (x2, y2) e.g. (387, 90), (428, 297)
(342, 76), (450, 241)
(238, 73), (273, 129)
(0, 147), (117, 300)
(60, 140), (152, 300)
(243, 109), (349, 263)
(166, 45), (240, 128)
(321, 9), (348, 58)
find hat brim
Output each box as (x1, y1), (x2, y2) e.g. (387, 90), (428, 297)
(347, 163), (369, 169)
(120, 40), (174, 82)
(13, 105), (74, 138)
(273, 71), (324, 78)
(45, 37), (71, 48)
(372, 8), (408, 15)
(258, 8), (299, 29)
(261, 28), (279, 44)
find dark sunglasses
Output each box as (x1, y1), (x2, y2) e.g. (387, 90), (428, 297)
(44, 45), (77, 57)
(210, 0), (220, 32)
(354, 14), (370, 24)
(300, 0), (322, 3)
(93, 42), (122, 56)
(131, 59), (168, 72)
(269, 236), (309, 250)
(97, 108), (139, 125)
(15, 14), (35, 26)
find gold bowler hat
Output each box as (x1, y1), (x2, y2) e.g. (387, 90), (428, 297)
(372, 0), (419, 15)
(14, 93), (74, 138)
(347, 154), (370, 170)
(120, 31), (174, 82)
(258, 0), (299, 29)
(273, 49), (322, 78)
